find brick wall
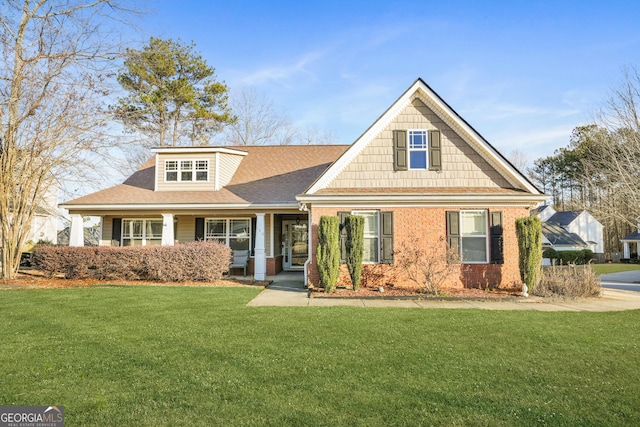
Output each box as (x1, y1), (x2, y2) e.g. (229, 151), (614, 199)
(307, 206), (529, 290)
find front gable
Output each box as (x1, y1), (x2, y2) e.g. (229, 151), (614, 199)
(325, 97), (512, 190)
(303, 78), (543, 203)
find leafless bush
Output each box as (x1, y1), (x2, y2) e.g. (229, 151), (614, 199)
(32, 241), (231, 282)
(393, 236), (459, 295)
(535, 264), (601, 298)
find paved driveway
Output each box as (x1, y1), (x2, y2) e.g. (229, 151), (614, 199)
(601, 270), (640, 293)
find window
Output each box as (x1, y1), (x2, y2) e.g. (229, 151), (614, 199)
(352, 211), (379, 263)
(165, 161), (178, 181)
(181, 160), (193, 181)
(195, 160), (208, 181)
(122, 219), (163, 246)
(165, 159), (209, 182)
(408, 130), (428, 169)
(447, 210), (488, 264)
(205, 218), (250, 251)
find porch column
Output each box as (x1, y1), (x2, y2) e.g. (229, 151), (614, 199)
(254, 213), (266, 280)
(623, 241), (630, 259)
(161, 213), (174, 246)
(69, 214), (84, 247)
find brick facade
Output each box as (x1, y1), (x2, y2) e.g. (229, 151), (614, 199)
(307, 206), (529, 290)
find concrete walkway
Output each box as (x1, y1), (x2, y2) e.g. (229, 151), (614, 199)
(247, 271), (640, 311)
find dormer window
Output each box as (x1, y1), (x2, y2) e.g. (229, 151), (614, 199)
(165, 159), (209, 182)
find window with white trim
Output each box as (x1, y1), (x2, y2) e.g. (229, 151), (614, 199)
(122, 219), (163, 246)
(164, 159), (209, 182)
(205, 218), (251, 251)
(352, 211), (379, 263)
(408, 130), (428, 169)
(460, 210), (488, 263)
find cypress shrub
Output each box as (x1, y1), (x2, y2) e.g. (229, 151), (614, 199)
(515, 216), (542, 291)
(345, 215), (364, 291)
(317, 216), (340, 293)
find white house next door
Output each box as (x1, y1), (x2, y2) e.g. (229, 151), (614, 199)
(282, 220), (308, 270)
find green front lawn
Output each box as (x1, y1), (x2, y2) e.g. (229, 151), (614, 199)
(593, 263), (640, 275)
(1, 286), (639, 426)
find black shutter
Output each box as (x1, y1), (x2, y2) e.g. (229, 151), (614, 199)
(111, 218), (122, 246)
(251, 217), (257, 256)
(195, 217), (205, 241)
(490, 211), (504, 264)
(429, 130), (442, 171)
(338, 211), (350, 264)
(381, 211), (394, 264)
(393, 130), (408, 171)
(446, 211), (460, 263)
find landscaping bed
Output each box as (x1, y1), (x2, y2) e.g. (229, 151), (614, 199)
(1, 270), (269, 290)
(309, 285), (523, 299)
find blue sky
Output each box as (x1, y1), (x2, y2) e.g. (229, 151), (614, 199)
(139, 0), (640, 163)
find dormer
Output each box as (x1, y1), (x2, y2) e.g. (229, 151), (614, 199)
(153, 146), (248, 191)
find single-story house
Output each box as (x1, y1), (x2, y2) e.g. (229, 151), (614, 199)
(621, 216), (640, 259)
(60, 78), (547, 288)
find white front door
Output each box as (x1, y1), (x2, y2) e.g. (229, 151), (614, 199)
(282, 220), (308, 270)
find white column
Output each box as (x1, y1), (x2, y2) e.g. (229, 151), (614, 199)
(624, 242), (630, 259)
(254, 213), (266, 280)
(69, 214), (84, 247)
(161, 213), (175, 246)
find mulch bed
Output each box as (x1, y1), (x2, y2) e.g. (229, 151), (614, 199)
(0, 270), (269, 290)
(309, 285), (524, 299)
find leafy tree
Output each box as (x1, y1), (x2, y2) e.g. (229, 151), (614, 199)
(317, 216), (340, 293)
(113, 37), (235, 149)
(515, 217), (542, 292)
(345, 215), (364, 291)
(0, 0), (136, 279)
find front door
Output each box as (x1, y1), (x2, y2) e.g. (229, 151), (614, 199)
(282, 220), (308, 270)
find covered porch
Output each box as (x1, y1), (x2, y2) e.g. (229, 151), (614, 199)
(68, 211), (310, 281)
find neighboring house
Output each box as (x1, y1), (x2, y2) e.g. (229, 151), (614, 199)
(621, 216), (640, 259)
(532, 206), (604, 254)
(60, 78), (547, 288)
(24, 183), (59, 246)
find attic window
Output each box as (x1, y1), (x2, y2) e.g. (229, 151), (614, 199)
(408, 130), (428, 169)
(165, 159), (209, 182)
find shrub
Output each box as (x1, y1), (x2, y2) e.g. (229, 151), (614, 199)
(345, 215), (364, 291)
(393, 236), (459, 295)
(32, 241), (231, 282)
(317, 216), (340, 293)
(542, 247), (558, 260)
(535, 264), (601, 298)
(515, 217), (542, 292)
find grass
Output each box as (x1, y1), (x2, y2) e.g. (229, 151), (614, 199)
(592, 263), (640, 275)
(1, 286), (639, 426)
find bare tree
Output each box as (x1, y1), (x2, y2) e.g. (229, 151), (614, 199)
(0, 0), (137, 278)
(224, 87), (296, 146)
(507, 149), (530, 173)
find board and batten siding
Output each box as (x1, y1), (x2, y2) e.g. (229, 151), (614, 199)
(327, 98), (511, 189)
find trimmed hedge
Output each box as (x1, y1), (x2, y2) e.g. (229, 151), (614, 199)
(544, 249), (594, 265)
(32, 241), (232, 282)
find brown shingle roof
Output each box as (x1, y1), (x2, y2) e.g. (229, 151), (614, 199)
(64, 145), (350, 206)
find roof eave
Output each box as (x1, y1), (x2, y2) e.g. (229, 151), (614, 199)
(296, 193), (548, 207)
